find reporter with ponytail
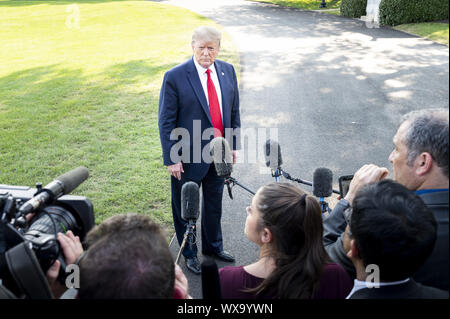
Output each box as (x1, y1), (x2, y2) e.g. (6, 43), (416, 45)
(219, 182), (352, 299)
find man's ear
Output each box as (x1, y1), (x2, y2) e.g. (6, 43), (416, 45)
(261, 227), (272, 244)
(347, 239), (359, 260)
(415, 152), (433, 176)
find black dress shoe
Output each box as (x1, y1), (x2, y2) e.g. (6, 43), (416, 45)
(185, 256), (201, 275)
(203, 250), (235, 262)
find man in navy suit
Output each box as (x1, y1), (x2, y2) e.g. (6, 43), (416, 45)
(158, 26), (241, 274)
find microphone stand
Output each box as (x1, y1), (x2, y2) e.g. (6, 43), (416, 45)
(319, 198), (331, 216)
(175, 220), (196, 265)
(224, 177), (256, 197)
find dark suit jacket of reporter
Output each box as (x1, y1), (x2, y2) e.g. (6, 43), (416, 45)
(349, 279), (448, 299)
(158, 58), (241, 181)
(323, 190), (449, 291)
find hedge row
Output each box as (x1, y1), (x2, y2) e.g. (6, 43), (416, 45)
(340, 0), (448, 25)
(379, 0), (449, 26)
(340, 0), (367, 18)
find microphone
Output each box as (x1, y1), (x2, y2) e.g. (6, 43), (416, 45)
(210, 137), (233, 178)
(264, 139), (283, 171)
(312, 168), (333, 198)
(201, 258), (222, 299)
(313, 167), (333, 215)
(17, 166), (89, 217)
(176, 181), (200, 264)
(181, 181), (200, 222)
(210, 137), (256, 197)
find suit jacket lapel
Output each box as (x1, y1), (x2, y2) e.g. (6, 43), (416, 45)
(187, 59), (212, 126)
(214, 61), (230, 129)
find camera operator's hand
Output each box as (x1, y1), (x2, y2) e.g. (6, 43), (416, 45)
(57, 231), (83, 264)
(46, 259), (66, 299)
(46, 231), (84, 298)
(173, 263), (192, 299)
(344, 164), (389, 206)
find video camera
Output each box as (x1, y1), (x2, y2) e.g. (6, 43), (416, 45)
(0, 167), (94, 298)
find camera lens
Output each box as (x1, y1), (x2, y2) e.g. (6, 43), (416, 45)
(24, 205), (79, 271)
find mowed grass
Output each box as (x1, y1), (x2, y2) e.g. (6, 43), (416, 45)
(0, 0), (239, 233)
(251, 0), (341, 10)
(395, 22), (449, 46)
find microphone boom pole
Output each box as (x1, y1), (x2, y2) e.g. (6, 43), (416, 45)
(225, 177), (256, 196)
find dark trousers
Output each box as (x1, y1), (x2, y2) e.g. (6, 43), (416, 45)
(171, 164), (224, 259)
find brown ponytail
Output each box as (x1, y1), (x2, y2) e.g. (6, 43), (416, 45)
(246, 183), (331, 299)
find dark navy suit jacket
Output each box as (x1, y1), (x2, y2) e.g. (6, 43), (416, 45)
(158, 58), (241, 181)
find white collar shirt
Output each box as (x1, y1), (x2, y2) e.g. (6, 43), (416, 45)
(346, 278), (410, 299)
(193, 57), (223, 122)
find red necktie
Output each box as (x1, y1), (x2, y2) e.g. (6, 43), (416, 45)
(206, 69), (223, 138)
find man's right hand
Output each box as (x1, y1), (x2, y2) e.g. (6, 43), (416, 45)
(168, 163), (184, 180)
(344, 164), (389, 206)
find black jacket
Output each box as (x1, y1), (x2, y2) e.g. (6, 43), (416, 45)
(349, 279), (448, 299)
(323, 190), (449, 291)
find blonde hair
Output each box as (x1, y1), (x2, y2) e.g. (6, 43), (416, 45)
(191, 26), (221, 47)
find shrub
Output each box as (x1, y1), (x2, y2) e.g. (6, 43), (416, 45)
(340, 0), (367, 18)
(379, 0), (449, 26)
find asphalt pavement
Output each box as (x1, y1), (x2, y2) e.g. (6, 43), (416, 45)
(160, 0), (449, 298)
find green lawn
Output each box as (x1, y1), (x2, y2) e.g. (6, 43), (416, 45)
(395, 22), (449, 46)
(250, 0), (341, 10)
(0, 0), (239, 233)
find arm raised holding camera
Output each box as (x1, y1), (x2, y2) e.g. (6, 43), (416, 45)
(323, 164), (389, 279)
(344, 164), (389, 205)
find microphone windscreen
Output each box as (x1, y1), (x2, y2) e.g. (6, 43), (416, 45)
(264, 139), (282, 170)
(201, 258), (222, 300)
(210, 137), (233, 178)
(181, 181), (200, 221)
(313, 167), (333, 198)
(56, 166), (89, 194)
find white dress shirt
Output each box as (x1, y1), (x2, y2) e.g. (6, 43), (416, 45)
(346, 278), (410, 299)
(193, 57), (223, 122)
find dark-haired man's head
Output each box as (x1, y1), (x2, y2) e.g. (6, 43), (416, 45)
(78, 214), (174, 299)
(347, 180), (437, 282)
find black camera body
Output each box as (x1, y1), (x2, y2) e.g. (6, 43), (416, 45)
(0, 176), (94, 297)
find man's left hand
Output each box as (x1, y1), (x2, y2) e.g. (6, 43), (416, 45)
(46, 231), (84, 298)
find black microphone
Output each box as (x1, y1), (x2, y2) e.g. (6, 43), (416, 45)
(181, 181), (200, 222)
(264, 139), (283, 170)
(176, 182), (200, 264)
(17, 166), (89, 217)
(210, 137), (233, 178)
(201, 258), (222, 299)
(313, 167), (333, 198)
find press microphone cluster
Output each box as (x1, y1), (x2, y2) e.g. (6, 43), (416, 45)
(264, 140), (340, 198)
(210, 137), (255, 198)
(175, 181), (200, 264)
